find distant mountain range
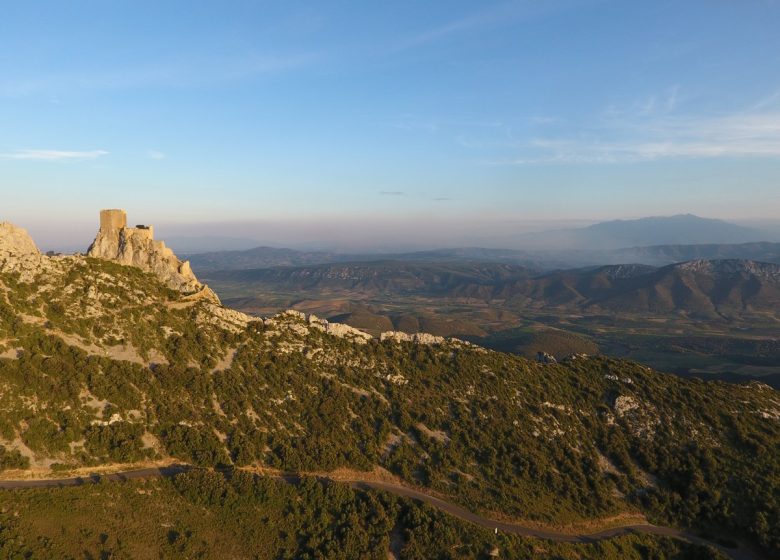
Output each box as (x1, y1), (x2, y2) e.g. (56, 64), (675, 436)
(186, 215), (780, 272)
(611, 241), (780, 266)
(205, 261), (534, 295)
(206, 259), (780, 320)
(188, 241), (780, 274)
(495, 214), (773, 251)
(510, 260), (780, 318)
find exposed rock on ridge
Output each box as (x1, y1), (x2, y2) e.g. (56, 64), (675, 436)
(0, 222), (51, 282)
(380, 331), (446, 345)
(0, 222), (40, 257)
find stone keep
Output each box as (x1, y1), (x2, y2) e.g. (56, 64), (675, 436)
(100, 209), (128, 231)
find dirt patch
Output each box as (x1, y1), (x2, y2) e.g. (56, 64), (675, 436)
(141, 432), (161, 451)
(49, 329), (159, 365)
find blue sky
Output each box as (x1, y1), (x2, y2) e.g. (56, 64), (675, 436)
(2, 0), (780, 250)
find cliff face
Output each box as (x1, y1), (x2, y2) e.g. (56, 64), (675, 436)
(86, 210), (216, 300)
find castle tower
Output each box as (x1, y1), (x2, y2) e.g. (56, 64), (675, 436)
(99, 209), (127, 231)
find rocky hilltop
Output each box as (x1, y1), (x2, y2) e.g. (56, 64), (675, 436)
(0, 222), (40, 257)
(87, 209), (212, 297)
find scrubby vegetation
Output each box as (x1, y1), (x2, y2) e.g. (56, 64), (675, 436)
(0, 257), (778, 555)
(0, 471), (726, 559)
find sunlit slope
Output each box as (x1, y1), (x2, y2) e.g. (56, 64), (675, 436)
(0, 253), (777, 552)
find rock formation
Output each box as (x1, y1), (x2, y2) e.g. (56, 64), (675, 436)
(0, 222), (40, 257)
(87, 209), (216, 300)
(380, 331), (446, 345)
(536, 351), (558, 364)
(0, 222), (51, 282)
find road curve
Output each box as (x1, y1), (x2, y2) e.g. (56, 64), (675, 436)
(0, 466), (765, 560)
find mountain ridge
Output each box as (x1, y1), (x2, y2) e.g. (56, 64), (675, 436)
(206, 258), (780, 320)
(0, 216), (778, 554)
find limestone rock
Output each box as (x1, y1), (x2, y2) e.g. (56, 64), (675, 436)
(380, 331), (446, 345)
(613, 395), (639, 417)
(0, 222), (40, 256)
(536, 351), (557, 364)
(285, 311), (373, 343)
(0, 222), (54, 282)
(323, 321), (372, 342)
(196, 301), (253, 333)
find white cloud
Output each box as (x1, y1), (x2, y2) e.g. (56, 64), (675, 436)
(0, 149), (108, 161)
(147, 150), (166, 160)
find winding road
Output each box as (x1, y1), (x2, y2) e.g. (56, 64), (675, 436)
(0, 465), (766, 560)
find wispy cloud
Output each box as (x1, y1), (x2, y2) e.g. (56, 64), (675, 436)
(388, 0), (564, 53)
(0, 149), (108, 161)
(486, 92), (780, 165)
(147, 150), (166, 160)
(379, 191), (405, 196)
(0, 52), (318, 97)
(391, 118), (439, 133)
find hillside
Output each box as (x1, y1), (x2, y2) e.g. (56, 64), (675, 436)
(613, 242), (780, 266)
(0, 222), (778, 555)
(185, 246), (344, 272)
(515, 260), (780, 319)
(205, 261), (534, 296)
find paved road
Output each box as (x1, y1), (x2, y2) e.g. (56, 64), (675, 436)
(0, 466), (766, 560)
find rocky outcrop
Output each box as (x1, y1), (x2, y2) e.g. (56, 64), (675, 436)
(259, 310), (373, 344)
(536, 351), (557, 364)
(86, 209), (215, 300)
(0, 222), (53, 282)
(380, 331), (446, 345)
(307, 312), (373, 343)
(0, 223), (40, 257)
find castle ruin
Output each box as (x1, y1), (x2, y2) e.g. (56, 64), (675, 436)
(87, 209), (212, 299)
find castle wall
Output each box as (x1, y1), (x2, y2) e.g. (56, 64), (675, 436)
(125, 226), (154, 242)
(100, 209), (127, 231)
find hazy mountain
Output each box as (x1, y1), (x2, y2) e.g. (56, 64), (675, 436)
(205, 261), (535, 295)
(185, 246), (344, 271)
(611, 241), (780, 266)
(186, 246), (565, 274)
(185, 220), (780, 276)
(502, 214), (771, 251)
(165, 235), (265, 253)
